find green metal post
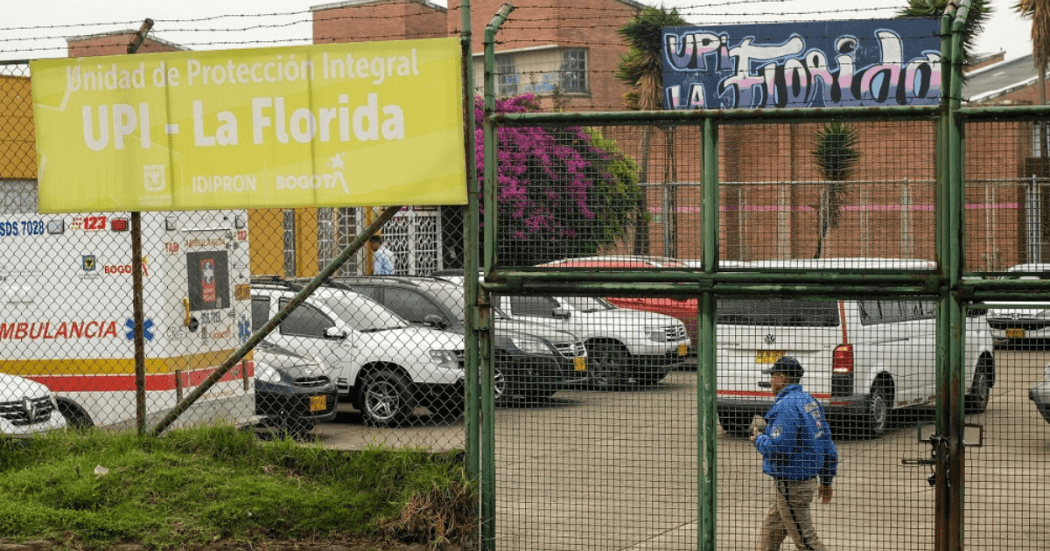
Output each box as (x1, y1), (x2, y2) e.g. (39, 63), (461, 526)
(698, 116), (719, 551)
(460, 0), (480, 487)
(934, 8), (954, 551)
(947, 5), (972, 550)
(482, 6), (514, 550)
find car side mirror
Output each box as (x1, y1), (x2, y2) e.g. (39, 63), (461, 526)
(424, 314), (449, 329)
(324, 327), (348, 340)
(553, 307), (571, 320)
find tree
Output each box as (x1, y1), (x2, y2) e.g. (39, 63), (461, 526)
(474, 94), (644, 266)
(899, 0), (992, 76)
(811, 122), (860, 259)
(1014, 0), (1050, 155)
(616, 6), (688, 257)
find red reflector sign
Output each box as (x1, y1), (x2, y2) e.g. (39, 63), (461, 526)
(110, 218), (130, 232)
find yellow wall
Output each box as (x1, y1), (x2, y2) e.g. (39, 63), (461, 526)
(0, 76), (36, 180)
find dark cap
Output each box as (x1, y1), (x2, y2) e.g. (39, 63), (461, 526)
(762, 356), (804, 379)
(369, 233), (383, 242)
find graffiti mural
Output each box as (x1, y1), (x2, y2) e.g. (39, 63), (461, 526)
(661, 18), (941, 109)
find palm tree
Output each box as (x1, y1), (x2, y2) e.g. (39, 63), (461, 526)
(812, 122), (860, 258)
(899, 0), (992, 78)
(616, 7), (687, 256)
(1015, 0), (1050, 156)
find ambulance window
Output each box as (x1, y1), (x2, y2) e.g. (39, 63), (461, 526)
(278, 298), (335, 337)
(251, 297), (270, 331)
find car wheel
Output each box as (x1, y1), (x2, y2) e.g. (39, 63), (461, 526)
(361, 369), (413, 427)
(589, 342), (630, 388)
(57, 399), (93, 430)
(864, 384), (891, 438)
(717, 410), (750, 437)
(493, 362), (509, 402)
(966, 367), (992, 414)
(634, 366), (669, 386)
(523, 388), (556, 404)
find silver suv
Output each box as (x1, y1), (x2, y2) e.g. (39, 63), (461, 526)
(251, 281), (465, 427)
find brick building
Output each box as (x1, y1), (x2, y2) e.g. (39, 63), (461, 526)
(6, 4), (1043, 273)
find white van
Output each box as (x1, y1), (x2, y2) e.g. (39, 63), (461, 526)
(715, 259), (996, 438)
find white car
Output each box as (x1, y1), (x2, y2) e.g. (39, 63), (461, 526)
(716, 259), (996, 438)
(251, 281), (465, 427)
(494, 294), (690, 387)
(985, 263), (1050, 346)
(0, 373), (67, 436)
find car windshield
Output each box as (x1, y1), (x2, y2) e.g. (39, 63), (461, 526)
(426, 281), (511, 321)
(318, 292), (409, 332)
(561, 296), (616, 313)
(717, 298), (840, 327)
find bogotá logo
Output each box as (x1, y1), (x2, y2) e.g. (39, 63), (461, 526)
(274, 153), (350, 193)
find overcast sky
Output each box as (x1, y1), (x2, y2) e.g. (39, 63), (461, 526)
(0, 0), (1035, 62)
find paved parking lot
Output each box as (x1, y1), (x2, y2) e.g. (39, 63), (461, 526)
(312, 350), (1050, 551)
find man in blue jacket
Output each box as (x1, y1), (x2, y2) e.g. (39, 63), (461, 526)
(751, 356), (837, 551)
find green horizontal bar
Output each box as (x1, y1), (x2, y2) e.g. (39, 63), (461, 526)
(487, 270), (940, 286)
(963, 280), (1050, 290)
(956, 104), (1050, 120)
(492, 105), (940, 126)
(481, 282), (939, 299)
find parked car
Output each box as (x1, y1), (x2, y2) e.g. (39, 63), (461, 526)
(253, 340), (338, 438)
(716, 258), (996, 438)
(324, 275), (588, 402)
(433, 268), (691, 387)
(251, 279), (465, 427)
(984, 263), (1050, 346)
(0, 373), (67, 436)
(494, 294), (690, 387)
(537, 256), (700, 346)
(1031, 362), (1050, 424)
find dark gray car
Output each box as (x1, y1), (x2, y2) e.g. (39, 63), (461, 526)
(323, 276), (589, 402)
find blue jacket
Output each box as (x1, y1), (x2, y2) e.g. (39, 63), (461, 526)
(754, 384), (837, 485)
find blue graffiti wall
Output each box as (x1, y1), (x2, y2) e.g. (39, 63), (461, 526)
(661, 18), (941, 109)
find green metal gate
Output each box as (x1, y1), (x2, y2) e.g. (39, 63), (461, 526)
(466, 2), (1050, 550)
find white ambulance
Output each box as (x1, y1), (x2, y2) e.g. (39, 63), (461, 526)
(0, 210), (255, 431)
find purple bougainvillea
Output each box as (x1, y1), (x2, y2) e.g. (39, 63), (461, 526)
(475, 95), (642, 265)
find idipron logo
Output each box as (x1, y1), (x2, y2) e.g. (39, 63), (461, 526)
(144, 165), (166, 192)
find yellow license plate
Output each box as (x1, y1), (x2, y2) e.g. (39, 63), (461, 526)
(756, 350), (785, 364)
(1006, 328), (1026, 339)
(574, 357), (586, 371)
(677, 344), (688, 356)
(309, 395), (327, 412)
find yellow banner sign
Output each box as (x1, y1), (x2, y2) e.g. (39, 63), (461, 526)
(31, 38), (466, 212)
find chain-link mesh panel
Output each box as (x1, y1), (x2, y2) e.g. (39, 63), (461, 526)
(965, 119), (1047, 272)
(493, 291), (695, 550)
(965, 303), (1050, 551)
(720, 120), (938, 264)
(489, 120), (704, 266)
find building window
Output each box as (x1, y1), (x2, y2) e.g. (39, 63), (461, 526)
(496, 55), (518, 97)
(560, 49), (587, 93)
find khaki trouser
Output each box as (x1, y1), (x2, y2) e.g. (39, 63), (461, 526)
(761, 477), (829, 551)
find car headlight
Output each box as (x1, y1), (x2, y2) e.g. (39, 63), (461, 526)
(646, 326), (668, 342)
(430, 349), (462, 369)
(510, 335), (555, 355)
(256, 362), (283, 383)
